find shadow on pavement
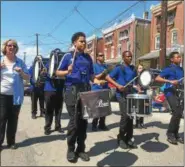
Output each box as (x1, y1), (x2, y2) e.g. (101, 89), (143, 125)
(88, 138), (118, 157)
(145, 121), (169, 129)
(17, 134), (66, 148)
(97, 151), (138, 167)
(140, 141), (169, 152)
(134, 132), (160, 145)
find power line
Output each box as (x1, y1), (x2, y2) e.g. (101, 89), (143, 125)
(48, 1), (81, 35)
(87, 0), (143, 36)
(75, 8), (97, 29)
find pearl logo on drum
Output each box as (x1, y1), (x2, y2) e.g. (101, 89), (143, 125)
(96, 99), (109, 108)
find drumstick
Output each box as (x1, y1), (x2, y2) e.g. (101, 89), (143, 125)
(178, 77), (184, 82)
(124, 76), (138, 88)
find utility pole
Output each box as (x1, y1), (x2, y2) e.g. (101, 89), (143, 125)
(23, 52), (26, 64)
(36, 33), (39, 56)
(159, 0), (168, 69)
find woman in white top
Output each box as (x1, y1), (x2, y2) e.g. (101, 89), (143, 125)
(0, 39), (30, 151)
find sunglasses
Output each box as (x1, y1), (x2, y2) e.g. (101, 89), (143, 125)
(7, 44), (17, 48)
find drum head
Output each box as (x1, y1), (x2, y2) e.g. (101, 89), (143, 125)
(138, 70), (152, 88)
(33, 61), (40, 83)
(49, 54), (55, 78)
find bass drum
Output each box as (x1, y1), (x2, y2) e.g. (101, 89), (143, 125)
(48, 49), (65, 78)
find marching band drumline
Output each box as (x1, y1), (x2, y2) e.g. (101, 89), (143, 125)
(14, 33), (185, 162)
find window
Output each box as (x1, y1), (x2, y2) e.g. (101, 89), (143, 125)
(105, 35), (113, 44)
(119, 30), (129, 40)
(127, 41), (131, 51)
(111, 46), (114, 59)
(104, 48), (107, 60)
(87, 42), (93, 50)
(167, 10), (175, 25)
(171, 30), (178, 45)
(155, 35), (160, 50)
(117, 44), (122, 57)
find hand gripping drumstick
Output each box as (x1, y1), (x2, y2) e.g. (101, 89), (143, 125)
(69, 46), (77, 75)
(124, 76), (139, 88)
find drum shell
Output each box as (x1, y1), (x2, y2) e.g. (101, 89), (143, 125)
(126, 94), (152, 117)
(80, 89), (112, 119)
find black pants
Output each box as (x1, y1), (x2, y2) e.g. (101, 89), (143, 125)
(92, 117), (106, 128)
(64, 85), (90, 153)
(166, 94), (183, 136)
(0, 94), (21, 146)
(31, 89), (45, 116)
(117, 96), (133, 142)
(44, 91), (63, 131)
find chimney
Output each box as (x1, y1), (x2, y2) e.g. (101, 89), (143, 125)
(143, 11), (149, 19)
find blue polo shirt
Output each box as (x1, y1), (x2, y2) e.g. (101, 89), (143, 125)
(57, 52), (94, 86)
(159, 64), (184, 97)
(0, 55), (30, 105)
(92, 63), (109, 90)
(44, 62), (64, 92)
(109, 64), (137, 98)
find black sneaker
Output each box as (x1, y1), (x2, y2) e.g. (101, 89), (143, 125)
(119, 140), (128, 149)
(167, 136), (178, 145)
(127, 140), (138, 149)
(55, 127), (64, 133)
(8, 144), (18, 150)
(175, 134), (184, 144)
(44, 130), (51, 135)
(32, 114), (36, 119)
(98, 126), (109, 131)
(77, 152), (90, 161)
(140, 123), (147, 129)
(67, 151), (77, 163)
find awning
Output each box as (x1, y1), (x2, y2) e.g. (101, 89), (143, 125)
(138, 45), (184, 60)
(105, 57), (122, 64)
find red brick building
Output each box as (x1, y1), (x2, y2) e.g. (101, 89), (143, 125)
(138, 1), (184, 68)
(102, 14), (151, 65)
(86, 34), (104, 62)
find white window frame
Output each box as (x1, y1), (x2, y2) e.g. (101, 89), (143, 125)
(104, 48), (107, 60)
(119, 29), (129, 41)
(171, 30), (178, 45)
(155, 35), (160, 50)
(111, 46), (114, 59)
(105, 35), (113, 45)
(117, 44), (122, 57)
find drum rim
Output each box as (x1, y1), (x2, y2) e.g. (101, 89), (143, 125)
(33, 60), (41, 83)
(126, 93), (150, 99)
(49, 53), (55, 78)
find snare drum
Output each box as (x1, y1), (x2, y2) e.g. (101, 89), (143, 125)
(80, 89), (112, 119)
(126, 94), (152, 117)
(48, 49), (65, 78)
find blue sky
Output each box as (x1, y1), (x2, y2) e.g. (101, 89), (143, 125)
(1, 0), (160, 66)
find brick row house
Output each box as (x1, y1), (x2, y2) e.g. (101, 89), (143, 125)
(85, 1), (184, 67)
(86, 13), (151, 65)
(138, 1), (184, 68)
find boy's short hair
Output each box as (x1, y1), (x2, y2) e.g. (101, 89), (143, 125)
(71, 32), (86, 44)
(169, 51), (180, 59)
